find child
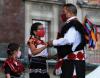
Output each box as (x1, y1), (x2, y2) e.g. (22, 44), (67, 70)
(2, 43), (25, 78)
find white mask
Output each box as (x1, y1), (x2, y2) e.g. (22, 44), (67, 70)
(17, 51), (21, 58)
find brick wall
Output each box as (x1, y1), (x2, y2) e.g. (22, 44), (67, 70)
(0, 0), (25, 44)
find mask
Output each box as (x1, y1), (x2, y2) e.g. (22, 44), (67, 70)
(36, 30), (45, 37)
(17, 51), (21, 58)
(61, 13), (67, 22)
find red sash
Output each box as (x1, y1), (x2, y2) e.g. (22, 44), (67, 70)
(3, 57), (25, 74)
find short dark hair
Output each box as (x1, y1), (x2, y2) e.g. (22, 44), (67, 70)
(7, 43), (20, 56)
(64, 3), (77, 15)
(30, 22), (43, 36)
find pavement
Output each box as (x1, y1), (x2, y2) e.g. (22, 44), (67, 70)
(0, 67), (59, 78)
(23, 66), (59, 78)
(0, 59), (99, 78)
(86, 66), (100, 78)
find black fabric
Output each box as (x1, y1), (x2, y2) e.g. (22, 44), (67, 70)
(29, 73), (50, 78)
(55, 19), (86, 58)
(29, 57), (47, 69)
(29, 56), (50, 78)
(56, 45), (73, 59)
(60, 60), (85, 78)
(5, 65), (21, 78)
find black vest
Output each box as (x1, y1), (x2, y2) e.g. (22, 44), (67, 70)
(56, 19), (86, 58)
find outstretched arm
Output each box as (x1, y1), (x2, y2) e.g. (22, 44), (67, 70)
(28, 39), (47, 55)
(53, 27), (77, 46)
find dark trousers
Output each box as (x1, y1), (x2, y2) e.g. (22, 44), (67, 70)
(60, 60), (85, 78)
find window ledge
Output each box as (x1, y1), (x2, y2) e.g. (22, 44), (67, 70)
(25, 0), (65, 5)
(77, 1), (100, 9)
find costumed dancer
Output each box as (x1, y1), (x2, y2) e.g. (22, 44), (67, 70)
(48, 3), (86, 78)
(2, 43), (25, 78)
(27, 22), (50, 78)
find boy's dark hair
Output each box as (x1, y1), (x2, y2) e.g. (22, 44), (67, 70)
(64, 3), (77, 15)
(7, 43), (20, 56)
(30, 22), (43, 36)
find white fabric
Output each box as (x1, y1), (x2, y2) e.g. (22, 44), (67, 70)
(53, 16), (81, 51)
(66, 16), (77, 23)
(17, 51), (21, 58)
(86, 66), (100, 78)
(55, 67), (62, 76)
(35, 44), (48, 57)
(53, 27), (81, 51)
(28, 44), (48, 57)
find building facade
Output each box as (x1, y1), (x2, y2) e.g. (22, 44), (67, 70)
(0, 0), (100, 64)
(25, 0), (100, 64)
(76, 0), (100, 64)
(25, 0), (65, 56)
(0, 0), (25, 58)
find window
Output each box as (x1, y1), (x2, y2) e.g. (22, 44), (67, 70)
(77, 0), (100, 8)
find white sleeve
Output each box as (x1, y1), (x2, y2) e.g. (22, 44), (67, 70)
(53, 27), (77, 46)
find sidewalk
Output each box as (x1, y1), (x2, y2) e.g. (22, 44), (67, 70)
(0, 67), (59, 78)
(24, 67), (59, 78)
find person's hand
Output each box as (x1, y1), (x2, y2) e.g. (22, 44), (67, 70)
(47, 40), (53, 47)
(28, 39), (33, 43)
(44, 43), (48, 48)
(27, 39), (33, 45)
(0, 67), (3, 72)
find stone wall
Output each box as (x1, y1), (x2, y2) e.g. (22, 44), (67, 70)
(0, 0), (25, 44)
(0, 0), (25, 58)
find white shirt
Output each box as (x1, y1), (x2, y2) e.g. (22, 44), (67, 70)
(28, 44), (48, 57)
(53, 16), (81, 51)
(28, 37), (48, 57)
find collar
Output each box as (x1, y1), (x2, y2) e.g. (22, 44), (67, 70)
(66, 16), (77, 23)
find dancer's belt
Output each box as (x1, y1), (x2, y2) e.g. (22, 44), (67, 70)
(29, 68), (47, 74)
(30, 56), (47, 65)
(60, 50), (85, 61)
(67, 50), (85, 60)
(11, 74), (24, 78)
(31, 56), (46, 62)
(54, 50), (85, 75)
